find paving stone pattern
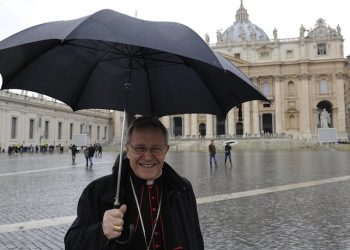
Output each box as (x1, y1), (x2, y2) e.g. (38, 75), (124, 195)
(0, 150), (350, 249)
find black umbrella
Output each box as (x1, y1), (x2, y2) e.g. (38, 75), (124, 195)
(0, 9), (267, 222)
(0, 9), (266, 116)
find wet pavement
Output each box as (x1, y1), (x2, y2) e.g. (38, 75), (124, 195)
(0, 149), (350, 249)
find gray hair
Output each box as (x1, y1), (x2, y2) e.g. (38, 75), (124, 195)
(127, 116), (168, 144)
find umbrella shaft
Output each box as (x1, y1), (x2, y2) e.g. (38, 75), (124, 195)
(114, 109), (127, 207)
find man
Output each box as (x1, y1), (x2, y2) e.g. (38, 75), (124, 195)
(224, 143), (232, 166)
(208, 139), (218, 167)
(71, 144), (77, 165)
(65, 116), (204, 250)
(88, 144), (95, 167)
(83, 145), (89, 167)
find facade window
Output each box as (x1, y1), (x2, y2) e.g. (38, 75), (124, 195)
(29, 119), (34, 140)
(260, 51), (270, 59)
(104, 126), (107, 140)
(80, 124), (83, 134)
(317, 43), (327, 55)
(58, 122), (62, 140)
(262, 81), (271, 97)
(11, 117), (17, 139)
(319, 79), (329, 94)
(288, 81), (296, 96)
(97, 126), (100, 140)
(44, 121), (49, 139)
(234, 53), (241, 59)
(263, 103), (270, 108)
(69, 123), (73, 140)
(289, 115), (297, 129)
(89, 125), (92, 139)
(286, 49), (294, 57)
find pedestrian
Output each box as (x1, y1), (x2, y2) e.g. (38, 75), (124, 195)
(98, 144), (103, 157)
(65, 116), (204, 250)
(209, 139), (218, 167)
(88, 144), (95, 167)
(84, 146), (89, 167)
(224, 143), (232, 166)
(71, 144), (77, 165)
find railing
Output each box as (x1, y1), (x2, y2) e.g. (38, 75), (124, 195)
(170, 133), (293, 140)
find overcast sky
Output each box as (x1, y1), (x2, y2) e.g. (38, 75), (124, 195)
(0, 0), (348, 55)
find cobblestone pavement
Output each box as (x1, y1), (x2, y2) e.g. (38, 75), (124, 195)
(0, 150), (350, 249)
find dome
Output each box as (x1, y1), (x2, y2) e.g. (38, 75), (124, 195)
(218, 1), (269, 43)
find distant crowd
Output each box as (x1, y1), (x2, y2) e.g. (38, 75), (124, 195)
(1, 143), (103, 156)
(4, 144), (64, 155)
(70, 143), (103, 166)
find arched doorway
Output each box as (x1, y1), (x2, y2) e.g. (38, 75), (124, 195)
(236, 122), (243, 135)
(262, 113), (273, 134)
(199, 123), (206, 137)
(317, 101), (333, 128)
(173, 117), (183, 136)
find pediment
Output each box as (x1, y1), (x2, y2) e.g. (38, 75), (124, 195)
(256, 44), (274, 51)
(217, 53), (250, 67)
(286, 108), (299, 113)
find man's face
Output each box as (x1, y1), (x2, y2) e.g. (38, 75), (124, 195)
(126, 128), (169, 180)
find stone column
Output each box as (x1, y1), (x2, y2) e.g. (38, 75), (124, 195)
(184, 114), (190, 138)
(191, 114), (198, 138)
(112, 111), (122, 141)
(251, 78), (260, 136)
(160, 116), (171, 130)
(51, 115), (57, 145)
(159, 116), (171, 138)
(18, 111), (26, 145)
(206, 114), (214, 138)
(243, 102), (250, 135)
(274, 75), (283, 134)
(299, 73), (311, 138)
(335, 73), (346, 137)
(252, 101), (259, 136)
(227, 109), (235, 136)
(0, 107), (5, 148)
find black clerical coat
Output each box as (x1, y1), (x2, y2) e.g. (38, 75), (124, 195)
(64, 158), (204, 250)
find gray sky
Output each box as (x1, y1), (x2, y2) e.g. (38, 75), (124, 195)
(0, 0), (348, 55)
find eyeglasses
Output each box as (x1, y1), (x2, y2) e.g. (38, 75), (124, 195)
(129, 144), (167, 155)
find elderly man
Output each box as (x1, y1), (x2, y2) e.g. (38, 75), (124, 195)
(65, 116), (204, 250)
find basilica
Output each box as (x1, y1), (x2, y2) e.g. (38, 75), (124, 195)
(115, 1), (350, 141)
(1, 1), (349, 149)
(212, 1), (350, 140)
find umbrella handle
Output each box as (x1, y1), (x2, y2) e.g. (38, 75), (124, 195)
(109, 203), (135, 245)
(112, 222), (135, 245)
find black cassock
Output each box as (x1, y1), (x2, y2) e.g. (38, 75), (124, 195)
(65, 158), (204, 250)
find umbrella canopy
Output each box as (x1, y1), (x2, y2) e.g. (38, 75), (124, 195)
(0, 9), (267, 118)
(223, 140), (238, 146)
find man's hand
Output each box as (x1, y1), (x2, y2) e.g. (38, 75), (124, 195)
(102, 204), (127, 240)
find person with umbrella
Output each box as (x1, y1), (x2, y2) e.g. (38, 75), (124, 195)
(224, 142), (233, 166)
(64, 116), (204, 250)
(0, 9), (267, 250)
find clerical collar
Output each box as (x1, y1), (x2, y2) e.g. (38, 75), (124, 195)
(129, 168), (163, 186)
